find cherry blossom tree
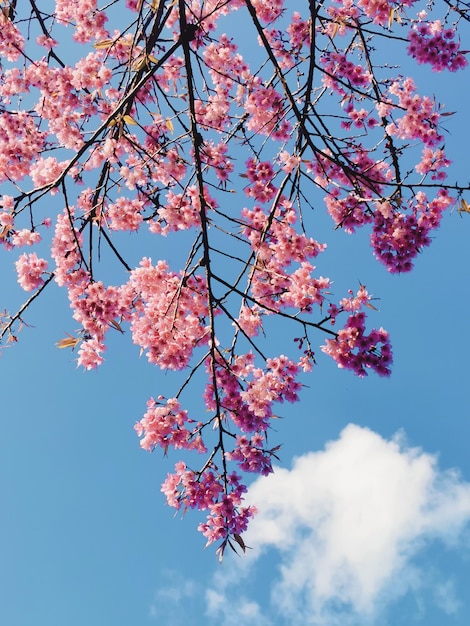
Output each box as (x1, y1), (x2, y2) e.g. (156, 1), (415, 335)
(0, 0), (468, 558)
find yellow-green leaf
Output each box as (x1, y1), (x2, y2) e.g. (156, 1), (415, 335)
(123, 114), (137, 125)
(459, 199), (470, 214)
(132, 57), (148, 71)
(56, 334), (81, 350)
(94, 39), (114, 49)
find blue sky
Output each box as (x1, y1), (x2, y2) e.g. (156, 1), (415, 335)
(1, 3), (470, 626)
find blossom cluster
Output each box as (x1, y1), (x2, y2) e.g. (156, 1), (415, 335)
(321, 51), (372, 95)
(126, 258), (211, 371)
(407, 20), (468, 72)
(161, 462), (256, 549)
(371, 189), (453, 272)
(135, 397), (206, 454)
(15, 253), (49, 292)
(322, 312), (392, 377)
(242, 199), (329, 311)
(203, 353), (301, 433)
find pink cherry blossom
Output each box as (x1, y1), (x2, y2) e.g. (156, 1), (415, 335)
(15, 253), (49, 292)
(107, 197), (144, 232)
(0, 16), (25, 61)
(77, 337), (106, 370)
(12, 230), (42, 248)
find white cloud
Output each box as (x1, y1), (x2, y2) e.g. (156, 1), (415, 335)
(206, 588), (270, 626)
(206, 424), (470, 625)
(434, 579), (461, 615)
(150, 570), (200, 625)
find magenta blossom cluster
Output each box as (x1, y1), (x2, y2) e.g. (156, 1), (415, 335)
(371, 190), (453, 273)
(407, 21), (468, 72)
(225, 433), (276, 476)
(322, 312), (392, 377)
(203, 354), (302, 434)
(161, 462), (256, 549)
